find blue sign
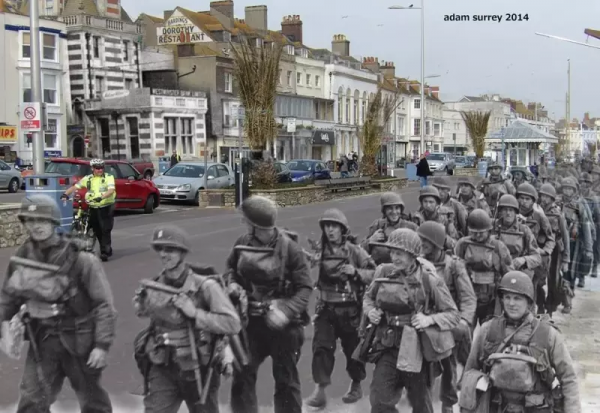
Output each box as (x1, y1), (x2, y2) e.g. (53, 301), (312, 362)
(44, 150), (62, 158)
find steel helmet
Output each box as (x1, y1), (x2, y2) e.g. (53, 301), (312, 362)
(467, 209), (493, 232)
(581, 172), (592, 183)
(487, 162), (502, 171)
(538, 183), (557, 200)
(417, 221), (446, 250)
(498, 271), (534, 302)
(419, 186), (441, 204)
(380, 192), (404, 209)
(90, 158), (105, 168)
(18, 195), (61, 225)
(151, 225), (190, 252)
(516, 183), (538, 202)
(457, 176), (475, 188)
(498, 194), (519, 211)
(319, 208), (349, 233)
(384, 228), (422, 257)
(561, 177), (577, 190)
(432, 177), (451, 190)
(240, 196), (277, 229)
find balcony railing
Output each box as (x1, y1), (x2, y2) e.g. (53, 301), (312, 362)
(60, 15), (141, 34)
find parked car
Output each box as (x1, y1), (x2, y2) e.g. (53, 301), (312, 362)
(274, 161), (292, 183)
(45, 158), (160, 213)
(153, 161), (234, 205)
(287, 159), (331, 182)
(426, 153), (452, 172)
(454, 156), (468, 168)
(129, 158), (155, 180)
(0, 159), (22, 193)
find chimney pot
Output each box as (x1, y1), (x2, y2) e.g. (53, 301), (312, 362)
(245, 5), (268, 31)
(281, 12), (302, 42)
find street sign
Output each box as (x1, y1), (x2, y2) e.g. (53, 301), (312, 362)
(287, 118), (296, 133)
(20, 103), (41, 131)
(84, 137), (90, 144)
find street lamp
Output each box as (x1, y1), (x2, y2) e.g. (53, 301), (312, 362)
(535, 32), (600, 50)
(390, 2), (425, 154)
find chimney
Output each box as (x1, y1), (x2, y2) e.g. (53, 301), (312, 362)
(331, 34), (350, 57)
(362, 56), (380, 73)
(380, 61), (395, 78)
(430, 86), (439, 99)
(245, 5), (268, 31)
(210, 1), (234, 29)
(281, 14), (302, 43)
(424, 86), (431, 96)
(584, 112), (590, 122)
(164, 9), (174, 20)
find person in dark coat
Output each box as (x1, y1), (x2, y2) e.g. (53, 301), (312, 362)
(416, 153), (432, 187)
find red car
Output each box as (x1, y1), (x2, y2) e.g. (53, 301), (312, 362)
(45, 158), (160, 213)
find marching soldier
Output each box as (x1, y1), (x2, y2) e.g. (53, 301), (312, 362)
(362, 192), (417, 265)
(516, 183), (555, 312)
(538, 183), (571, 316)
(306, 209), (376, 408)
(511, 167), (528, 188)
(364, 228), (460, 413)
(417, 222), (476, 413)
(225, 196), (313, 413)
(455, 209), (514, 325)
(133, 225), (241, 413)
(480, 162), (516, 216)
(411, 185), (460, 249)
(433, 178), (468, 237)
(456, 176), (491, 218)
(579, 172), (600, 277)
(0, 195), (117, 412)
(461, 271), (580, 413)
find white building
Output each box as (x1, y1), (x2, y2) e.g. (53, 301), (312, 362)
(442, 107), (470, 155)
(444, 95), (512, 139)
(0, 10), (70, 162)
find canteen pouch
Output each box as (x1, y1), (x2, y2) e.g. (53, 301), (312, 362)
(5, 258), (70, 302)
(488, 352), (537, 393)
(420, 326), (455, 362)
(396, 325), (422, 373)
(140, 287), (186, 326)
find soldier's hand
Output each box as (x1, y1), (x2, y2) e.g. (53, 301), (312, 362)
(513, 257), (526, 269)
(585, 250), (594, 261)
(87, 348), (108, 369)
(265, 304), (289, 330)
(367, 308), (383, 325)
(172, 294), (197, 318)
(341, 264), (356, 276)
(561, 262), (569, 273)
(412, 312), (434, 330)
(370, 230), (385, 243)
(228, 282), (244, 300)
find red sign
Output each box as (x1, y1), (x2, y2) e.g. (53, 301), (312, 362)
(84, 137), (90, 144)
(21, 120), (41, 129)
(20, 104), (41, 130)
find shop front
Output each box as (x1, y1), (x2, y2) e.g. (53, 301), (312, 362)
(311, 130), (335, 161)
(0, 125), (18, 162)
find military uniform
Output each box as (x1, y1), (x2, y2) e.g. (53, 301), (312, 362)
(456, 177), (491, 219)
(134, 226), (241, 413)
(225, 196), (313, 413)
(307, 209), (376, 408)
(433, 178), (468, 237)
(411, 186), (459, 250)
(362, 192), (418, 265)
(579, 172), (600, 275)
(0, 195), (116, 412)
(480, 162), (516, 216)
(365, 229), (459, 413)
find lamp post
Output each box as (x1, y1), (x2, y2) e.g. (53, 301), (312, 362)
(29, 0), (44, 173)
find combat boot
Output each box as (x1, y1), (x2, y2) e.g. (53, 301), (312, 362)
(341, 381), (362, 404)
(305, 384), (327, 409)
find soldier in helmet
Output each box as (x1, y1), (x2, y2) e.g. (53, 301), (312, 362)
(133, 225), (241, 412)
(417, 222), (476, 413)
(455, 209), (514, 325)
(433, 177), (468, 237)
(364, 228), (460, 413)
(516, 183), (555, 313)
(0, 195), (117, 412)
(493, 194), (542, 279)
(306, 209), (376, 408)
(362, 192), (417, 265)
(511, 167), (528, 188)
(456, 176), (491, 219)
(480, 162), (516, 216)
(538, 183), (571, 316)
(462, 271), (580, 413)
(411, 186), (459, 250)
(224, 196), (313, 413)
(579, 172), (600, 277)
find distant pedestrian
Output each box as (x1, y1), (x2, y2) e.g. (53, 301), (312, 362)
(338, 154), (349, 177)
(170, 150), (181, 167)
(416, 153), (432, 187)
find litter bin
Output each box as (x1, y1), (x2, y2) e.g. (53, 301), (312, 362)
(25, 174), (73, 233)
(158, 157), (170, 174)
(477, 161), (488, 178)
(406, 163), (418, 181)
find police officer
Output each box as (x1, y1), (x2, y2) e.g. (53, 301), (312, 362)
(134, 225), (241, 413)
(62, 158), (116, 261)
(306, 209), (376, 408)
(364, 228), (460, 413)
(462, 271), (580, 413)
(411, 185), (459, 249)
(0, 195), (116, 412)
(456, 176), (491, 218)
(417, 221), (476, 413)
(433, 177), (468, 237)
(480, 162), (516, 216)
(362, 192), (417, 265)
(455, 209), (514, 325)
(225, 196), (313, 413)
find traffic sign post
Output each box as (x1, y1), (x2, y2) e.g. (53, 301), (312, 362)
(235, 106), (246, 207)
(20, 103), (41, 131)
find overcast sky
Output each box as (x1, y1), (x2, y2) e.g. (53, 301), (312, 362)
(123, 0), (600, 121)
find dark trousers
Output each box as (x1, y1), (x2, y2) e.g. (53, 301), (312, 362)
(475, 299), (496, 326)
(230, 318), (304, 413)
(546, 248), (564, 314)
(439, 354), (458, 407)
(16, 335), (111, 413)
(370, 349), (433, 413)
(89, 205), (114, 255)
(311, 303), (366, 385)
(143, 363), (220, 413)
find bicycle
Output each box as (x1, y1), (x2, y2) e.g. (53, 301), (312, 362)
(69, 193), (100, 256)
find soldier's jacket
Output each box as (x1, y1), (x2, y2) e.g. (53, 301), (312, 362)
(316, 241), (376, 304)
(465, 313), (581, 413)
(520, 205), (556, 256)
(0, 236), (117, 352)
(361, 218), (418, 265)
(442, 196), (468, 236)
(494, 219), (541, 277)
(557, 196), (593, 253)
(543, 202), (570, 263)
(412, 206), (459, 249)
(430, 255), (477, 325)
(480, 176), (516, 210)
(457, 191), (491, 217)
(581, 191), (600, 239)
(225, 229), (313, 320)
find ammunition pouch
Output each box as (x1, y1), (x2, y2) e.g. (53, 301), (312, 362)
(36, 313), (95, 357)
(488, 352), (538, 393)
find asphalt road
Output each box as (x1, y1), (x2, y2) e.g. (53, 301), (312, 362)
(0, 181), (433, 411)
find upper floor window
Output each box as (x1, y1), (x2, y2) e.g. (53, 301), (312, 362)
(22, 32), (57, 61)
(296, 72), (302, 85)
(414, 99), (421, 109)
(93, 36), (100, 58)
(306, 74), (311, 86)
(23, 72), (59, 105)
(123, 41), (129, 61)
(224, 72), (233, 93)
(315, 75), (320, 87)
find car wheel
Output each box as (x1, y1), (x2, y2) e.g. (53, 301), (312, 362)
(144, 171), (153, 180)
(8, 178), (19, 193)
(194, 190), (200, 206)
(143, 195), (154, 214)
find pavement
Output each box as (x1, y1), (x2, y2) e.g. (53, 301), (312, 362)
(0, 179), (598, 412)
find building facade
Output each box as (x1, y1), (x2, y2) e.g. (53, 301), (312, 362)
(442, 107), (470, 155)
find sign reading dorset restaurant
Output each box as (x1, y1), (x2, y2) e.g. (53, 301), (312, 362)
(156, 15), (212, 45)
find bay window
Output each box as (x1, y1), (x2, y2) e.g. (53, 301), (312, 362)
(21, 32), (57, 61)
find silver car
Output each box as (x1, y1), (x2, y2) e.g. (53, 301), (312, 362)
(426, 153), (453, 173)
(152, 162), (234, 205)
(0, 160), (22, 193)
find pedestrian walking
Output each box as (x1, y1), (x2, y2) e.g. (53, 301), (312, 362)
(0, 195), (116, 412)
(170, 150), (181, 167)
(338, 154), (350, 177)
(133, 225), (241, 413)
(416, 153), (432, 187)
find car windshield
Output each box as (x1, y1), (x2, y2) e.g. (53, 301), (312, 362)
(426, 154), (445, 161)
(287, 161), (313, 171)
(455, 157), (466, 163)
(46, 161), (91, 176)
(164, 164), (204, 178)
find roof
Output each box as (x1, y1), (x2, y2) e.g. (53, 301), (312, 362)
(461, 96), (485, 102)
(487, 120), (558, 143)
(138, 13), (164, 23)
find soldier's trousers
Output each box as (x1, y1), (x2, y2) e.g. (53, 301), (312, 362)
(370, 349), (433, 413)
(16, 335), (111, 413)
(143, 363), (220, 413)
(546, 248), (564, 314)
(439, 322), (471, 408)
(230, 317), (304, 413)
(311, 303), (366, 385)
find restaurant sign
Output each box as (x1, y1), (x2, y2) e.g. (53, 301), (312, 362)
(0, 126), (17, 143)
(156, 15), (211, 45)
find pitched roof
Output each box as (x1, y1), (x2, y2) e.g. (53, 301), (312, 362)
(138, 13), (164, 23)
(59, 0), (99, 17)
(461, 95), (485, 102)
(488, 120), (558, 143)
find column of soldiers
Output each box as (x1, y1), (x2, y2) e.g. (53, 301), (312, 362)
(1, 159), (592, 413)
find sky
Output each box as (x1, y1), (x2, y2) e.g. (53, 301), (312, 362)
(122, 0), (600, 122)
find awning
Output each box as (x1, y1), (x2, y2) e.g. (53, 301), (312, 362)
(312, 130), (335, 145)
